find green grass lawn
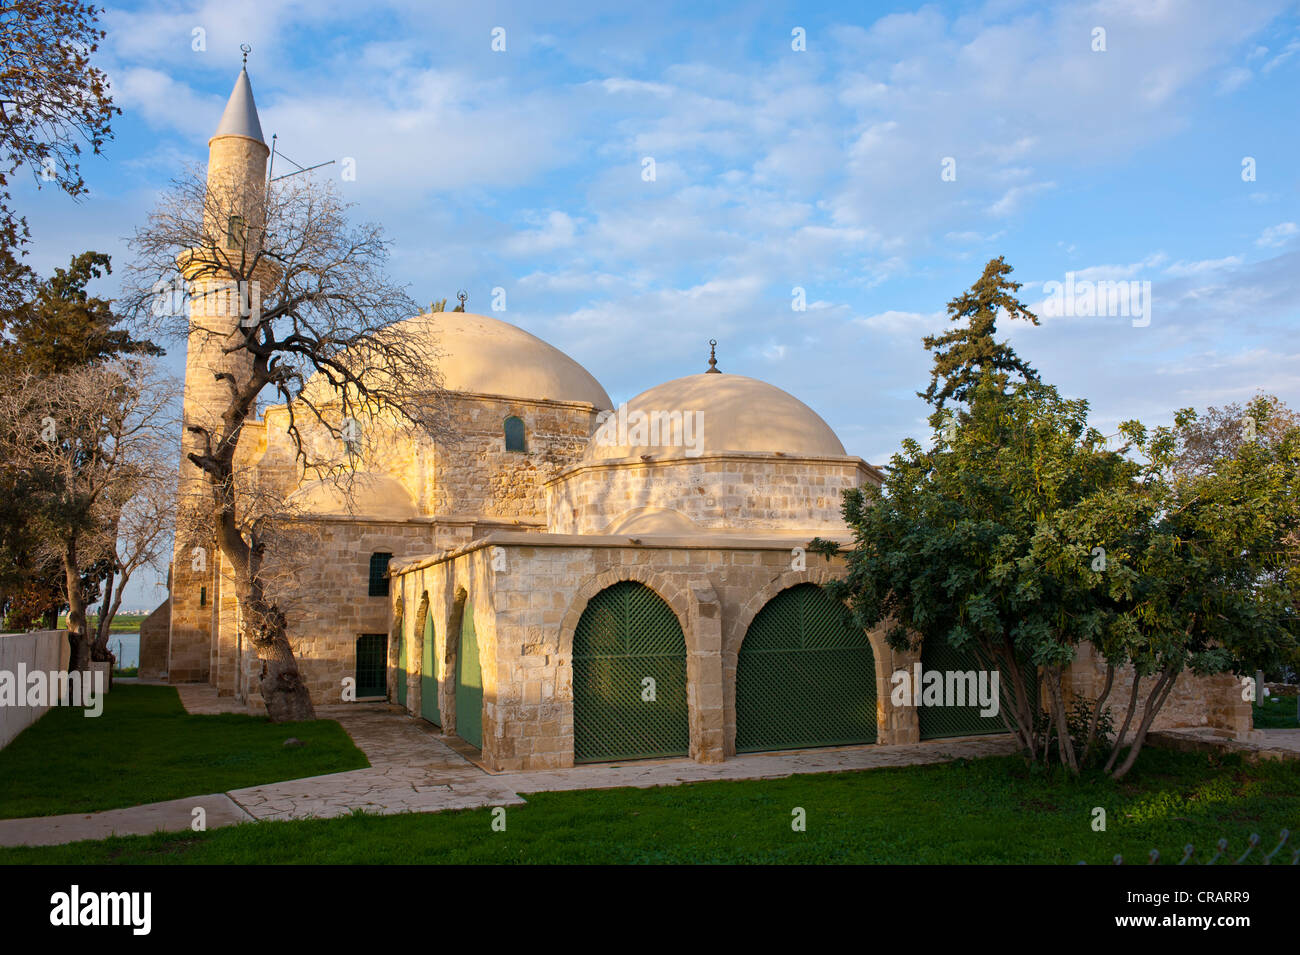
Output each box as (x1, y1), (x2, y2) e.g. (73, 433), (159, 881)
(0, 684), (368, 819)
(1254, 696), (1300, 729)
(1, 747), (1296, 864)
(57, 612), (148, 633)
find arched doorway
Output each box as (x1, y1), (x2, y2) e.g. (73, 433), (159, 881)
(455, 604), (483, 749)
(572, 580), (688, 763)
(420, 606), (440, 726)
(736, 583), (877, 752)
(917, 639), (1035, 740)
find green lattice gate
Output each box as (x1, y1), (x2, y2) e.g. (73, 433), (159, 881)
(917, 638), (1039, 740)
(736, 583), (877, 752)
(395, 628), (407, 708)
(456, 606), (483, 749)
(572, 581), (688, 763)
(421, 608), (441, 727)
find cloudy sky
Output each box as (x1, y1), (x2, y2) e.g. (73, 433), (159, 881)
(15, 0), (1300, 606)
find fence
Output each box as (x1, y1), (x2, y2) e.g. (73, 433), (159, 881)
(1082, 829), (1296, 864)
(0, 630), (71, 750)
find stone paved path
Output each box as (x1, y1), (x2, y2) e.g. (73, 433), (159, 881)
(0, 691), (1017, 846)
(0, 794), (252, 848)
(1154, 725), (1300, 759)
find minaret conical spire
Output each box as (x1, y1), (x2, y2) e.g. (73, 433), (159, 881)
(212, 49), (264, 143)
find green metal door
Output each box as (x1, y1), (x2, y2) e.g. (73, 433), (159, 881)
(456, 606), (483, 749)
(736, 583), (877, 752)
(396, 628), (407, 708)
(420, 608), (440, 726)
(918, 639), (1038, 740)
(572, 581), (688, 763)
(355, 634), (387, 698)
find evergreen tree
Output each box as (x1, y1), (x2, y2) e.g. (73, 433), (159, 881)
(919, 256), (1040, 410)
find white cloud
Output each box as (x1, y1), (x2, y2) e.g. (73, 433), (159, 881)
(1256, 222), (1298, 248)
(1164, 256), (1243, 276)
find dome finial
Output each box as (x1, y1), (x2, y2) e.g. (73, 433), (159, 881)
(706, 339), (720, 373)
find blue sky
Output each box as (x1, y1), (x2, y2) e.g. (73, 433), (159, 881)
(13, 0), (1300, 608)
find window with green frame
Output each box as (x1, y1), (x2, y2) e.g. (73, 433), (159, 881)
(504, 415), (526, 452)
(368, 552), (393, 597)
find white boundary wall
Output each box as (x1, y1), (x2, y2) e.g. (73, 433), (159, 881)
(0, 630), (71, 750)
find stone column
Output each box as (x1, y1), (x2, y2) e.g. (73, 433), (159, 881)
(687, 579), (725, 763)
(875, 625), (920, 745)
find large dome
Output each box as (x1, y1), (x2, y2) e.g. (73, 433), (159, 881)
(585, 373), (847, 461)
(302, 312), (612, 408)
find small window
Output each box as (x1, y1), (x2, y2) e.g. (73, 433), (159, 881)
(226, 215), (246, 249)
(368, 552), (393, 597)
(504, 415), (526, 452)
(199, 586), (207, 607)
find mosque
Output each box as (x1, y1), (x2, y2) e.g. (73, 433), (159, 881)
(138, 62), (1251, 772)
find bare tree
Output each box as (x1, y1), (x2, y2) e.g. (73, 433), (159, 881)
(0, 358), (175, 670)
(123, 166), (446, 721)
(86, 449), (176, 663)
(1173, 393), (1299, 477)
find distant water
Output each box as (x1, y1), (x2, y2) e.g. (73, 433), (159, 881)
(107, 633), (140, 669)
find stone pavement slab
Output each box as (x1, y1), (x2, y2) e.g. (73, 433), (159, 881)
(503, 735), (1019, 794)
(0, 794), (252, 847)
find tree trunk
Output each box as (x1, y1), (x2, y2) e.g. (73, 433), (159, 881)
(91, 568), (116, 663)
(1104, 675), (1143, 775)
(61, 539), (91, 672)
(214, 499), (315, 722)
(1111, 668), (1178, 781)
(1080, 664), (1114, 767)
(1045, 666), (1079, 773)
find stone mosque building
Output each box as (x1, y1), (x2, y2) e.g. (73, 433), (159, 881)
(140, 63), (1251, 773)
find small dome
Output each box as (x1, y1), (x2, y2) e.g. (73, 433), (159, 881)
(585, 373), (847, 461)
(287, 474), (417, 520)
(301, 312), (611, 409)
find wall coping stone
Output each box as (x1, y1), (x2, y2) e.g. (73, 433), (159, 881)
(389, 530), (851, 576)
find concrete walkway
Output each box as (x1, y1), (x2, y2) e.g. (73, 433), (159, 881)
(1152, 726), (1300, 761)
(0, 794), (252, 848)
(0, 688), (1017, 847)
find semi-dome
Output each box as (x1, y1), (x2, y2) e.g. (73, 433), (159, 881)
(585, 372), (847, 461)
(301, 312), (612, 409)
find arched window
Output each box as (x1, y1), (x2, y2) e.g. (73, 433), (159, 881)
(368, 552), (393, 597)
(504, 415), (526, 452)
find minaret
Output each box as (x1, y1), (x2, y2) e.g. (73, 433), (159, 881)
(167, 55), (269, 686)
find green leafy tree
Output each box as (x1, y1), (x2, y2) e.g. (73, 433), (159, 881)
(0, 252), (160, 373)
(0, 2), (119, 305)
(815, 374), (1135, 770)
(816, 258), (1300, 779)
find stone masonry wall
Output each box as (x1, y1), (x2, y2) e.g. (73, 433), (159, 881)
(546, 454), (874, 534)
(429, 394), (599, 522)
(391, 535), (1252, 771)
(1064, 643), (1252, 740)
(391, 536), (908, 772)
(235, 519), (440, 707)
